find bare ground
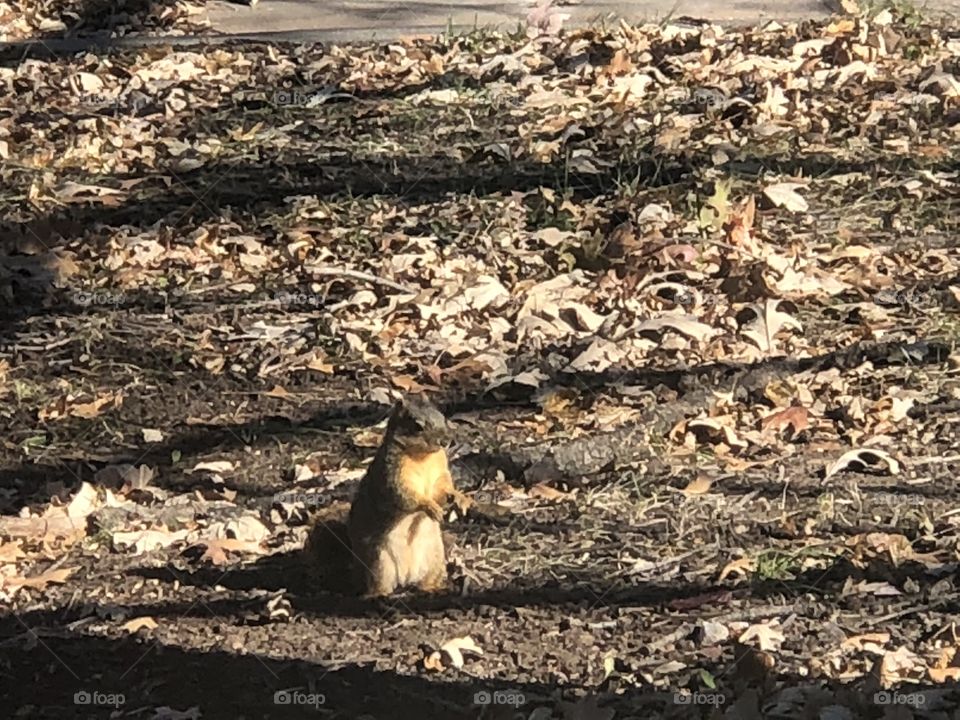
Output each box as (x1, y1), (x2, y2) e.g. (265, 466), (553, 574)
(2, 11), (960, 720)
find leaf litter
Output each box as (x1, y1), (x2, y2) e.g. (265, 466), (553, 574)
(0, 5), (959, 719)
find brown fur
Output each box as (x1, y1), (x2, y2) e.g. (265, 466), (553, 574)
(347, 396), (461, 596)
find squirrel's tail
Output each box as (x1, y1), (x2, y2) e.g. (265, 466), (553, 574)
(303, 501), (357, 594)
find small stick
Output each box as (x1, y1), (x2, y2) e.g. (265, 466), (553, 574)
(307, 265), (417, 294)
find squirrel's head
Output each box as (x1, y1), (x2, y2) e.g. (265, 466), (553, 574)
(389, 394), (451, 452)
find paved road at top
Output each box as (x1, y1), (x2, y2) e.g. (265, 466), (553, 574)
(207, 0), (960, 41)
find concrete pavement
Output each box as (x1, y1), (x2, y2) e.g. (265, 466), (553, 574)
(4, 0), (957, 56)
(207, 0), (960, 41)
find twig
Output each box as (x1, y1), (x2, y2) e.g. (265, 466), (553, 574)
(306, 265), (417, 294)
(700, 238), (767, 263)
(861, 596), (954, 627)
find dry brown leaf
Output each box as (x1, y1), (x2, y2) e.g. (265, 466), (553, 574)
(193, 537), (265, 566)
(528, 483), (568, 501)
(113, 527), (189, 554)
(929, 645), (960, 683)
(824, 447), (900, 480)
(687, 418), (748, 450)
(0, 513), (87, 543)
(568, 339), (624, 372)
(70, 393), (120, 419)
(0, 540), (25, 562)
(726, 195), (757, 250)
(843, 579), (902, 597)
(390, 375), (428, 393)
(305, 355), (335, 374)
(635, 315), (716, 342)
(121, 616), (158, 633)
(605, 48), (634, 76)
(719, 556), (755, 583)
(739, 622), (785, 652)
(825, 18), (856, 35)
(264, 385), (291, 399)
(425, 635), (483, 671)
(681, 474), (713, 496)
(759, 405), (810, 436)
(4, 566), (74, 592)
(221, 516), (270, 543)
(189, 460), (234, 475)
(842, 632), (890, 653)
(878, 646), (924, 687)
(67, 481), (101, 518)
(846, 532), (914, 567)
(53, 181), (125, 205)
(423, 651), (445, 672)
(740, 299), (802, 353)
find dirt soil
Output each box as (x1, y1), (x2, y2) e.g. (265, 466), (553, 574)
(2, 9), (960, 720)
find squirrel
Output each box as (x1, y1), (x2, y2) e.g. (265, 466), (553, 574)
(345, 395), (469, 597)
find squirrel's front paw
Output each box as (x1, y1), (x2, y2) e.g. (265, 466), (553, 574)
(423, 500), (445, 522)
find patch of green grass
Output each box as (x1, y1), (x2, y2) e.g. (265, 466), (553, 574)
(754, 549), (801, 581)
(753, 544), (842, 582)
(859, 0), (925, 26)
(19, 434), (48, 453)
(13, 379), (42, 403)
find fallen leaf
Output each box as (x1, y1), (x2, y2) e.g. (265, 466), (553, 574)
(222, 516), (270, 543)
(739, 621), (785, 652)
(824, 447), (900, 481)
(69, 393), (120, 418)
(763, 182), (808, 212)
(112, 527), (189, 554)
(682, 475), (713, 496)
(121, 616), (158, 633)
(929, 644), (960, 683)
(739, 299), (802, 353)
(192, 537), (265, 565)
(390, 375), (427, 393)
(264, 385), (291, 399)
(842, 632), (890, 652)
(0, 540), (25, 562)
(142, 428), (164, 442)
(878, 646), (924, 687)
(634, 315), (717, 342)
(528, 483), (569, 501)
(0, 513), (87, 543)
(190, 460), (234, 474)
(423, 652), (445, 672)
(760, 405), (810, 436)
(67, 482), (101, 518)
(686, 417), (748, 450)
(53, 181), (125, 206)
(719, 557), (755, 583)
(426, 635), (484, 671)
(4, 566), (74, 592)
